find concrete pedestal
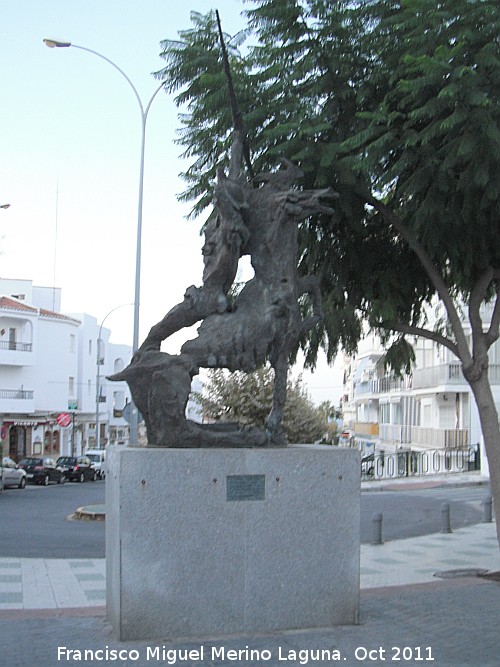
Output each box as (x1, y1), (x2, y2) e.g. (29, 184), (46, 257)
(106, 445), (360, 641)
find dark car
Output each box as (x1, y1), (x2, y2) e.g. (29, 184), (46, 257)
(56, 456), (97, 483)
(17, 457), (66, 485)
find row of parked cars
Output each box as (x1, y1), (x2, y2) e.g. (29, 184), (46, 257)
(1, 449), (106, 489)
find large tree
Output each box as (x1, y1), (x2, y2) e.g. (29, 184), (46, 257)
(156, 0), (500, 547)
(197, 367), (325, 444)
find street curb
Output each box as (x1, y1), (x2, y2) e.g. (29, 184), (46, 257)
(361, 476), (490, 493)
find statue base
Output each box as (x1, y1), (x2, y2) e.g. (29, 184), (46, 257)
(106, 445), (360, 641)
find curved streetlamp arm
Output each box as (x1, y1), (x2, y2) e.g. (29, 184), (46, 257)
(44, 36), (166, 444)
(43, 39), (167, 120)
(95, 303), (133, 448)
(71, 44), (145, 116)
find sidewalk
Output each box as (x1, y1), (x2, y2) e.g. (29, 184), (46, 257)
(360, 470), (490, 492)
(1, 521), (498, 611)
(1, 478), (498, 667)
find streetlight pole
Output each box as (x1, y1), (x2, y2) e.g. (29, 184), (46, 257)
(44, 38), (165, 444)
(95, 304), (133, 450)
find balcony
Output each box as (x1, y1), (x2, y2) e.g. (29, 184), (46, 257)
(0, 340), (34, 366)
(357, 362), (500, 396)
(0, 387), (35, 413)
(379, 423), (413, 445)
(356, 375), (412, 397)
(373, 375), (412, 394)
(412, 362), (500, 389)
(353, 421), (379, 437)
(412, 426), (469, 449)
(379, 422), (468, 449)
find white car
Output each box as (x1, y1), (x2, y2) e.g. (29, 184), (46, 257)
(85, 449), (106, 479)
(1, 457), (27, 489)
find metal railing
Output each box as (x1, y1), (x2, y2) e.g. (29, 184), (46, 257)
(0, 340), (33, 352)
(0, 388), (34, 399)
(361, 446), (480, 481)
(357, 363), (500, 396)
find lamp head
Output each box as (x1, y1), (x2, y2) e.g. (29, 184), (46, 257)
(43, 38), (72, 48)
(0, 204), (10, 210)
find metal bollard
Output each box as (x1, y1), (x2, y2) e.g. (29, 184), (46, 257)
(483, 496), (493, 523)
(441, 502), (452, 533)
(372, 512), (383, 545)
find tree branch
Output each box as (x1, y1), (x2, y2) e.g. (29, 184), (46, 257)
(469, 266), (493, 331)
(485, 271), (500, 348)
(364, 192), (472, 365)
(373, 320), (460, 358)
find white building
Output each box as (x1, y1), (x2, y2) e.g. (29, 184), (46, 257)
(65, 312), (132, 451)
(0, 278), (131, 460)
(342, 305), (500, 477)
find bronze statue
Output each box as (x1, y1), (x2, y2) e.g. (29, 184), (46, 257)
(109, 15), (337, 447)
(109, 130), (336, 447)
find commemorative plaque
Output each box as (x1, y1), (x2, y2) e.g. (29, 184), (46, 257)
(226, 474), (265, 501)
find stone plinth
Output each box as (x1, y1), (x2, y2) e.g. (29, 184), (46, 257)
(106, 445), (360, 641)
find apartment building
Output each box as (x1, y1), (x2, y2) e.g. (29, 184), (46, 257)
(341, 306), (500, 476)
(0, 278), (131, 460)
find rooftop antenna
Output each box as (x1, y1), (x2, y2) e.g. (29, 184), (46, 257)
(52, 179), (59, 311)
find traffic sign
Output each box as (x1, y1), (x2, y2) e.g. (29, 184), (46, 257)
(56, 413), (72, 428)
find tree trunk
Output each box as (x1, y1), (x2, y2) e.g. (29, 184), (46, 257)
(469, 373), (500, 549)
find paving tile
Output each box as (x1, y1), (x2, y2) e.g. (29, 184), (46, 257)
(84, 589), (106, 601)
(0, 561), (21, 569)
(74, 573), (105, 582)
(0, 592), (22, 603)
(0, 520), (497, 608)
(68, 560), (96, 569)
(0, 575), (22, 583)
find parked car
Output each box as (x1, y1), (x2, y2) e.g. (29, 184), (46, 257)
(56, 456), (97, 483)
(1, 457), (27, 489)
(85, 449), (106, 479)
(17, 457), (66, 485)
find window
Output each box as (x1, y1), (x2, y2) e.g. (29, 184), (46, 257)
(88, 339), (92, 355)
(379, 403), (390, 424)
(69, 376), (75, 396)
(9, 328), (16, 350)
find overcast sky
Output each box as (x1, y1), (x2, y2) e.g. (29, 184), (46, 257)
(1, 0), (344, 405)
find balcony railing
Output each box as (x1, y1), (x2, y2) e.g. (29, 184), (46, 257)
(373, 376), (413, 393)
(378, 423), (468, 448)
(379, 423), (413, 445)
(412, 426), (468, 449)
(0, 388), (34, 399)
(412, 362), (500, 388)
(0, 340), (33, 352)
(357, 362), (500, 397)
(356, 375), (413, 396)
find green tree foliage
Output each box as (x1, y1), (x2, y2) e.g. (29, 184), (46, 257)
(158, 0), (500, 547)
(196, 367), (325, 444)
